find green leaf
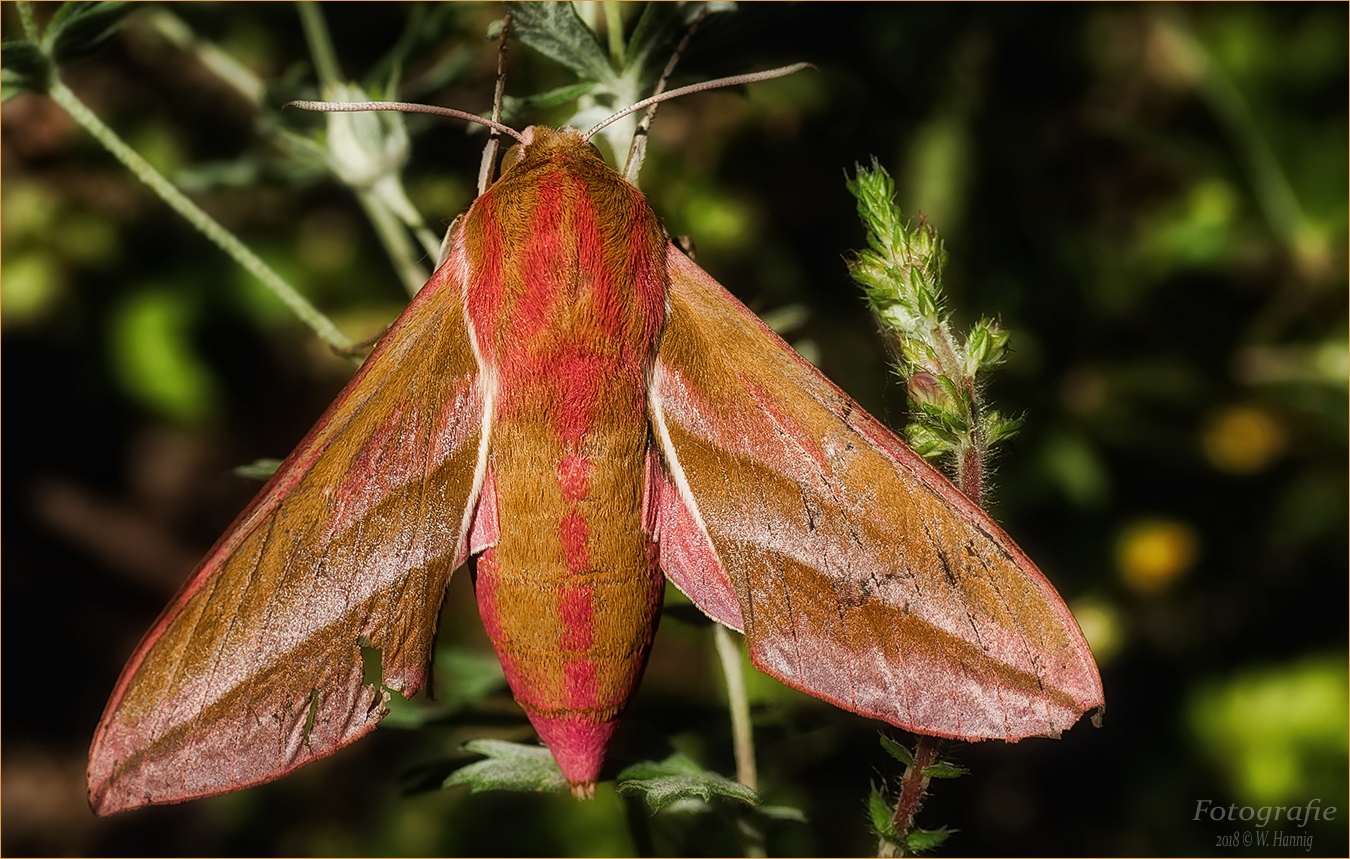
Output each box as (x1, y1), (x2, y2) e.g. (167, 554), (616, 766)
(442, 739), (569, 794)
(879, 734), (915, 766)
(963, 316), (1011, 375)
(614, 751), (701, 781)
(233, 458), (282, 481)
(922, 759), (968, 779)
(506, 2), (616, 85)
(984, 411), (1024, 447)
(616, 752), (758, 812)
(867, 785), (899, 842)
(905, 423), (949, 459)
(966, 321), (991, 366)
(502, 80), (599, 115)
(758, 804), (809, 824)
(904, 825), (955, 853)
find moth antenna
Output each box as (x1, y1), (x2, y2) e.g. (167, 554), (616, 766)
(583, 62), (814, 143)
(285, 99), (527, 144)
(621, 5), (710, 185)
(477, 10), (513, 197)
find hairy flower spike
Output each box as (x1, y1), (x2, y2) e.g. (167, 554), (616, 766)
(846, 159), (1021, 504)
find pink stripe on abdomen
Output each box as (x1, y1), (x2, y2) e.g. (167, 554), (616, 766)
(558, 584), (595, 651)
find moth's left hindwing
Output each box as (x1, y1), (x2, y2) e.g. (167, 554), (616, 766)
(88, 261), (487, 815)
(651, 246), (1104, 741)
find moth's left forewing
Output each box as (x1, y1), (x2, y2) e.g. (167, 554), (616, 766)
(650, 246), (1103, 741)
(88, 255), (489, 814)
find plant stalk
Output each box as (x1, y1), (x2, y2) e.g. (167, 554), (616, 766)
(297, 2), (342, 90)
(17, 0), (38, 41)
(713, 623), (758, 792)
(47, 80), (352, 352)
(356, 188), (430, 296)
(879, 736), (942, 857)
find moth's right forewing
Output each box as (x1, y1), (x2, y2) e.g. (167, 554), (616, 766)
(651, 246), (1103, 742)
(88, 257), (488, 815)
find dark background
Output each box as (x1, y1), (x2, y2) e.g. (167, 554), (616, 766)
(3, 2), (1346, 856)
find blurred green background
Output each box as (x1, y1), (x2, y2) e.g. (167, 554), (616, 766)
(2, 2), (1346, 856)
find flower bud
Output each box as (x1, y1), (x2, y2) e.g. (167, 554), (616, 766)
(323, 83), (410, 190)
(907, 372), (954, 411)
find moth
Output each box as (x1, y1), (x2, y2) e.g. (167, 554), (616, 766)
(88, 61), (1103, 815)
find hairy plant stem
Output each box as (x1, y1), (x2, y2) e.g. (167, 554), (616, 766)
(957, 378), (985, 509)
(46, 80), (353, 353)
(879, 735), (942, 858)
(880, 359), (986, 858)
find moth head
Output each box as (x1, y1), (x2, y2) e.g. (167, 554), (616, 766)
(499, 127), (605, 177)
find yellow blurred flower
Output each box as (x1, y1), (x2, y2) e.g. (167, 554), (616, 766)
(1201, 405), (1287, 474)
(1116, 518), (1200, 594)
(1071, 596), (1125, 665)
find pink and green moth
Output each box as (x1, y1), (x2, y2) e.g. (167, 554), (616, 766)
(87, 60), (1103, 815)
